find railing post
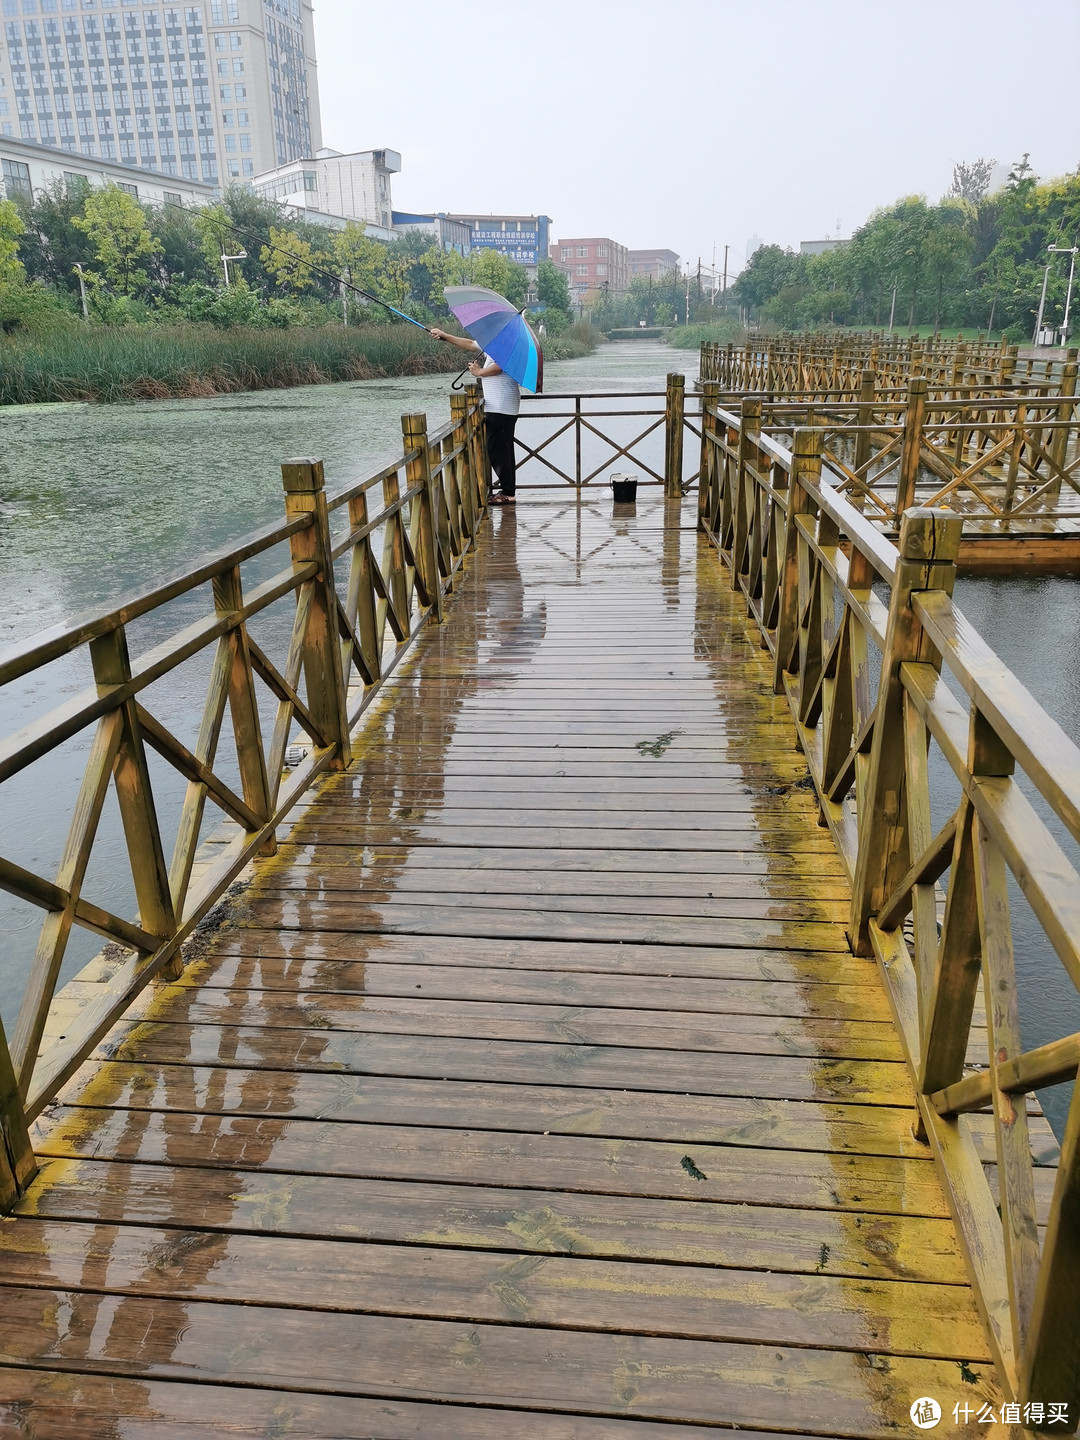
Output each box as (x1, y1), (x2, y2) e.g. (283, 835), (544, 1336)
(853, 368), (876, 511)
(664, 373), (685, 498)
(1047, 349), (1077, 509)
(772, 428), (822, 693)
(0, 1014), (36, 1212)
(401, 414), (444, 625)
(450, 392), (477, 542)
(697, 380), (720, 533)
(463, 382), (488, 512)
(281, 459), (352, 768)
(896, 375), (928, 520)
(849, 508), (963, 955)
(732, 396), (762, 579)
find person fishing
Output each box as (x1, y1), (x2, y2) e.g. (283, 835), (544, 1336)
(429, 327), (519, 505)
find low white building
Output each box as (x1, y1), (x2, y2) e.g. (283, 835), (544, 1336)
(252, 147), (400, 231)
(1, 135), (216, 209)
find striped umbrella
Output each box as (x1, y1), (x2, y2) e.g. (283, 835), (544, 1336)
(443, 284), (544, 394)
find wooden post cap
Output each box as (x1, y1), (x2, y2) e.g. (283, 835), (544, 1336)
(907, 375), (929, 395)
(897, 507), (963, 563)
(667, 373), (685, 388)
(741, 396), (763, 418)
(281, 459), (325, 493)
(792, 426), (823, 457)
(401, 413), (428, 436)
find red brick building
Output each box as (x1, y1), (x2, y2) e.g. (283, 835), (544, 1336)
(550, 236), (629, 303)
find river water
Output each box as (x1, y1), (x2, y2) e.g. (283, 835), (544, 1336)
(1, 340), (1077, 1132)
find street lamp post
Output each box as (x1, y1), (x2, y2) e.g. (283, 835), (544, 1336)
(1033, 261), (1052, 347)
(222, 248), (248, 287)
(1049, 244), (1079, 346)
(1034, 245), (1080, 346)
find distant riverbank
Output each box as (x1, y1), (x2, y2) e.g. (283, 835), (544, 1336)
(0, 320), (599, 406)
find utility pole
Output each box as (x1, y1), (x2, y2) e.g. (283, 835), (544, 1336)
(888, 280), (898, 334)
(722, 244), (729, 295)
(73, 263), (89, 321)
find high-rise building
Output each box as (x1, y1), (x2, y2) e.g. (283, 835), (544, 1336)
(0, 0), (321, 194)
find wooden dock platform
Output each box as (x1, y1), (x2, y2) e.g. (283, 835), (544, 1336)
(0, 495), (1007, 1436)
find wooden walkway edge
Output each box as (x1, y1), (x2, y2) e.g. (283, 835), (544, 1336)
(0, 496), (1010, 1437)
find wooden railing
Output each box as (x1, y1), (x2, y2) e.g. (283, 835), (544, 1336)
(699, 399), (1080, 1421)
(696, 379), (1080, 529)
(515, 375), (697, 495)
(702, 333), (1079, 398)
(0, 388), (488, 1208)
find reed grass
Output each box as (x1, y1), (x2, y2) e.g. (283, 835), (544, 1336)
(666, 319), (743, 350)
(0, 323), (462, 406)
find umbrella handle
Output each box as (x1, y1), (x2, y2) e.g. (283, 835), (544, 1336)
(451, 366), (471, 391)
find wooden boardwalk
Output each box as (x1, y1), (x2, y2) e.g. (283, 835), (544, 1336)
(0, 495), (1006, 1437)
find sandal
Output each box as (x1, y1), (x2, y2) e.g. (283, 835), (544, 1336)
(489, 494), (516, 505)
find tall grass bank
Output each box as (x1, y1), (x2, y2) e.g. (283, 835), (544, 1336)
(0, 324), (467, 406)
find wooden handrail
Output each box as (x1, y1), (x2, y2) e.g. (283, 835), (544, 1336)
(0, 387), (489, 1200)
(699, 394), (1080, 1420)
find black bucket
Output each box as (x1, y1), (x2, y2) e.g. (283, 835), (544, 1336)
(610, 473), (638, 503)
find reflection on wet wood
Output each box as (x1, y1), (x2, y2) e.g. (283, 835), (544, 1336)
(1, 497), (1005, 1435)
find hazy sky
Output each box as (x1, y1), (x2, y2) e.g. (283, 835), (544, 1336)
(313, 0), (1079, 274)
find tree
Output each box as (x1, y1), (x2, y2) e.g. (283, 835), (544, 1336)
(9, 177), (95, 294)
(331, 220), (385, 298)
(261, 225), (322, 293)
(469, 248), (528, 308)
(536, 258), (571, 315)
(732, 245), (804, 315)
(0, 198), (25, 287)
(948, 159), (997, 204)
(72, 186), (162, 296)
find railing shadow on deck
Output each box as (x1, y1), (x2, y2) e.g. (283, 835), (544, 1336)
(699, 396), (1080, 1423)
(0, 386), (488, 1208)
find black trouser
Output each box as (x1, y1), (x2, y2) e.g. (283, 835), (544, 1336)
(485, 412), (517, 496)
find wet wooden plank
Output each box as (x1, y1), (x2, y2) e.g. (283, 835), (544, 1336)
(19, 1157), (965, 1282)
(0, 1218), (989, 1359)
(191, 936), (874, 986)
(205, 930), (865, 976)
(132, 987), (903, 1060)
(88, 1021), (917, 1105)
(252, 883), (850, 923)
(0, 1287), (1002, 1436)
(270, 842), (852, 875)
(55, 1063), (936, 1158)
(235, 898), (849, 951)
(0, 1369), (812, 1440)
(31, 1107), (944, 1214)
(259, 858), (854, 899)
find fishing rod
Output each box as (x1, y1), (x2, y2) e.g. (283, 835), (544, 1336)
(164, 201), (487, 385)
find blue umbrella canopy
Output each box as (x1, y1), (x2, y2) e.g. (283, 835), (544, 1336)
(443, 284), (544, 393)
